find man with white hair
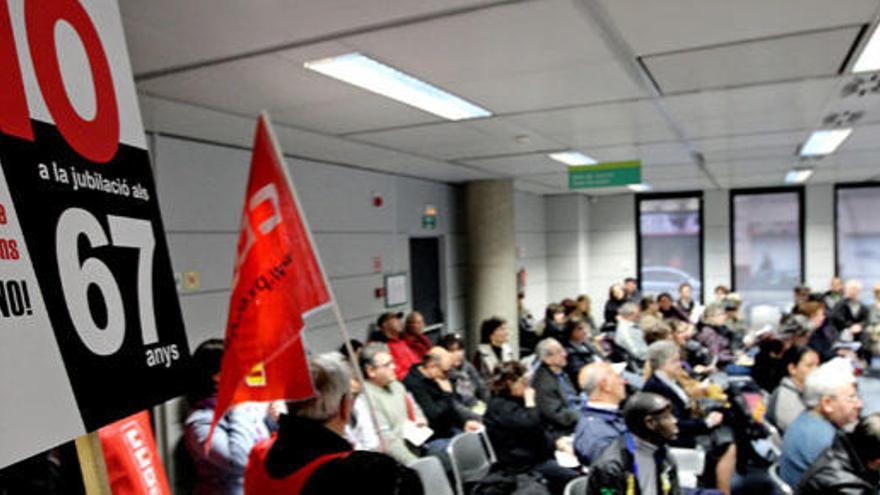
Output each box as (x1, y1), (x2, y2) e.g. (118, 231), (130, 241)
(779, 358), (863, 487)
(532, 338), (581, 437)
(614, 302), (647, 362)
(830, 279), (869, 342)
(573, 362), (628, 465)
(245, 353), (423, 494)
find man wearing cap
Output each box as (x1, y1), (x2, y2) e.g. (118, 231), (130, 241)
(368, 312), (420, 380)
(574, 362), (628, 465)
(586, 392), (682, 495)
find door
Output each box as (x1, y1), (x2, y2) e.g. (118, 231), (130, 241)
(409, 237), (443, 325)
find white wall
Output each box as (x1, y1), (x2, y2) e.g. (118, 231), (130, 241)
(515, 191), (548, 319)
(703, 189), (730, 303)
(585, 194), (636, 323)
(805, 184), (835, 290)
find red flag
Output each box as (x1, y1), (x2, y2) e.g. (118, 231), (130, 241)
(209, 114), (331, 442)
(97, 411), (171, 495)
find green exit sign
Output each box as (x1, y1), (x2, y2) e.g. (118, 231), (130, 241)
(568, 160), (641, 189)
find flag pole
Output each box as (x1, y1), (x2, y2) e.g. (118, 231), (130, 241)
(259, 112), (387, 454)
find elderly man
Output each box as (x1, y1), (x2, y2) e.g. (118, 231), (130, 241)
(780, 358), (863, 487)
(368, 312), (421, 380)
(614, 302), (647, 362)
(351, 343), (427, 465)
(574, 362), (628, 465)
(830, 280), (869, 339)
(403, 347), (482, 452)
(587, 392), (682, 495)
(245, 353), (422, 494)
(532, 338), (581, 437)
(798, 413), (880, 495)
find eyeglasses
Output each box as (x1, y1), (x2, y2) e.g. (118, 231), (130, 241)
(374, 360), (395, 369)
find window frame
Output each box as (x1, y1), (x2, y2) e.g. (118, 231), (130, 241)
(635, 190), (705, 304)
(728, 186), (805, 292)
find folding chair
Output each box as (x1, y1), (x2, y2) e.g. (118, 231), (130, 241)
(408, 455), (454, 495)
(768, 462), (793, 495)
(447, 431), (496, 495)
(563, 475), (588, 495)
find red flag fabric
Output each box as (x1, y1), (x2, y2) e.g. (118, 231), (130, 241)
(97, 411), (171, 495)
(209, 114), (331, 441)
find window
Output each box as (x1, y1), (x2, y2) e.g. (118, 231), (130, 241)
(836, 184), (880, 304)
(730, 188), (804, 314)
(637, 193), (703, 302)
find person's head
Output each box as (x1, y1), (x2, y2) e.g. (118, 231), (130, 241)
(404, 311), (425, 336)
(624, 392), (678, 444)
(671, 320), (694, 346)
(874, 282), (880, 303)
(188, 339), (224, 405)
(338, 339), (364, 362)
(640, 295), (658, 315)
(624, 277), (638, 295)
(480, 317), (508, 346)
(830, 276), (843, 293)
(657, 293), (674, 311)
(702, 303), (727, 326)
(438, 333), (465, 368)
(536, 338), (567, 370)
(794, 285), (811, 303)
(360, 343), (396, 387)
(579, 362), (626, 405)
(803, 360), (862, 428)
(545, 304), (565, 324)
(798, 300), (826, 328)
(488, 361), (528, 398)
(642, 316), (672, 345)
(563, 318), (589, 345)
(377, 312), (403, 338)
(714, 285), (730, 301)
(610, 283), (625, 301)
(782, 345), (819, 389)
(850, 414), (880, 471)
(679, 283), (692, 300)
(576, 294), (591, 315)
(648, 340), (681, 377)
(561, 298), (577, 317)
(289, 353), (353, 434)
(845, 279), (862, 301)
(418, 347), (452, 379)
(617, 302), (640, 322)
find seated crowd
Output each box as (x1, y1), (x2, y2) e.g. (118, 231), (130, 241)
(183, 278), (880, 495)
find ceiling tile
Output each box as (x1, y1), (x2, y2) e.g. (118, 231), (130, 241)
(463, 154), (566, 176)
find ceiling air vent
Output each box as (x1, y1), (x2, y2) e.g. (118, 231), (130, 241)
(821, 110), (864, 127)
(841, 74), (880, 98)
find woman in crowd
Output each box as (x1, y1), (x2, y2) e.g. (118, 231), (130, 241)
(183, 339), (272, 495)
(561, 318), (602, 389)
(639, 295), (660, 319)
(474, 317), (514, 377)
(603, 284), (626, 328)
(766, 345), (819, 432)
(483, 362), (579, 495)
(803, 301), (839, 362)
(568, 294), (595, 330)
(867, 282), (880, 357)
(697, 303), (737, 367)
(542, 303), (566, 342)
(659, 292), (688, 321)
(440, 333), (489, 414)
(676, 282), (696, 320)
(402, 311), (432, 357)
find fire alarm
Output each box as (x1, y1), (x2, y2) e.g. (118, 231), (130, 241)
(372, 193), (383, 208)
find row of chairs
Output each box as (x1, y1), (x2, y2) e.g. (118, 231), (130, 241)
(408, 431), (588, 495)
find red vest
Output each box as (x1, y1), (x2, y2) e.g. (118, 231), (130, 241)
(244, 436), (350, 494)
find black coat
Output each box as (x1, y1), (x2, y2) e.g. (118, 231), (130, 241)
(642, 375), (708, 448)
(531, 364), (580, 437)
(586, 435), (682, 495)
(483, 395), (555, 471)
(830, 299), (869, 332)
(563, 341), (599, 390)
(604, 299), (623, 327)
(797, 432), (879, 495)
(808, 318), (840, 362)
(403, 367), (463, 439)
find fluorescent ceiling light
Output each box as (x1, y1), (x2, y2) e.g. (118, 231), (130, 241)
(304, 53), (491, 121)
(628, 183), (652, 192)
(799, 128), (852, 156)
(853, 23), (880, 73)
(548, 151), (597, 166)
(784, 169), (814, 184)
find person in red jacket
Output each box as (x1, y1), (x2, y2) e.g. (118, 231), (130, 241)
(244, 353), (422, 495)
(368, 312), (421, 380)
(403, 311), (433, 357)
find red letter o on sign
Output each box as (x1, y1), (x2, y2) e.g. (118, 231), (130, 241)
(25, 0), (119, 163)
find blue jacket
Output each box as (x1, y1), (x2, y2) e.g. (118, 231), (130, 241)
(574, 404), (627, 466)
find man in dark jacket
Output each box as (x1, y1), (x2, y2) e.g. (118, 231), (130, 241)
(245, 353), (422, 495)
(797, 413), (880, 495)
(830, 280), (869, 339)
(586, 392), (682, 495)
(532, 338), (581, 437)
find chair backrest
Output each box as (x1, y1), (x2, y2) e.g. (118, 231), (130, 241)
(447, 431), (495, 495)
(563, 475), (588, 495)
(408, 456), (454, 495)
(768, 462), (793, 495)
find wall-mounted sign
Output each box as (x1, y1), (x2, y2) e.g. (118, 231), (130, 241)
(569, 160), (641, 189)
(422, 204), (437, 230)
(384, 273), (408, 307)
(0, 0), (189, 468)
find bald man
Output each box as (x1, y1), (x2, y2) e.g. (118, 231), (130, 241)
(574, 362), (629, 465)
(404, 347), (482, 452)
